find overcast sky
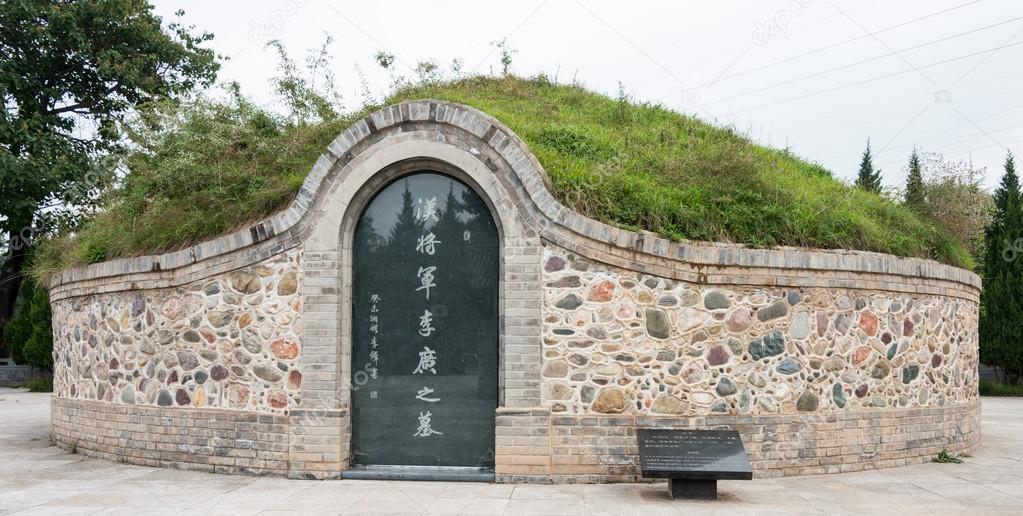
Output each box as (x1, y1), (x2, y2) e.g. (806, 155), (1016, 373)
(155, 0), (1023, 190)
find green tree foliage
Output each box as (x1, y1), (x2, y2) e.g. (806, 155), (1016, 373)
(856, 140), (883, 193)
(2, 278), (52, 370)
(915, 152), (992, 262)
(904, 148), (926, 213)
(980, 151), (1023, 383)
(0, 0), (219, 335)
(33, 42), (346, 271)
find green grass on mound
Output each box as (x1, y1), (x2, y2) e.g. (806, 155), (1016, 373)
(34, 76), (972, 276)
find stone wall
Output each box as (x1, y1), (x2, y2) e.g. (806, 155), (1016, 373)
(47, 99), (982, 482)
(485, 241), (983, 482)
(51, 250), (303, 414)
(538, 243), (978, 417)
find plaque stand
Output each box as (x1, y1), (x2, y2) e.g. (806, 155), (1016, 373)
(637, 429), (752, 502)
(669, 478), (717, 500)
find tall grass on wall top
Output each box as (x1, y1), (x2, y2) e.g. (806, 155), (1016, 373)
(33, 75), (972, 278)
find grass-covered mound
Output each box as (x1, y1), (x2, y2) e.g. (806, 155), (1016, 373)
(35, 75), (972, 275)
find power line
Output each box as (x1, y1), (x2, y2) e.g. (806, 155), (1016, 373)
(738, 67), (1023, 155)
(718, 40), (1023, 117)
(699, 16), (1023, 107)
(714, 0), (981, 84)
(869, 122), (1023, 171)
(652, 0), (982, 102)
(817, 101), (1023, 163)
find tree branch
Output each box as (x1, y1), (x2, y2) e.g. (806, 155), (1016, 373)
(46, 82), (122, 116)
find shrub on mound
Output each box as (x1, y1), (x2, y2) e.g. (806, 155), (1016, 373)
(34, 76), (972, 276)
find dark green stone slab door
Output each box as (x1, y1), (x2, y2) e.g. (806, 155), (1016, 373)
(351, 172), (499, 468)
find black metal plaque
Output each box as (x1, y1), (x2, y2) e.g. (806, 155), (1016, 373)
(350, 172), (499, 468)
(637, 429), (753, 480)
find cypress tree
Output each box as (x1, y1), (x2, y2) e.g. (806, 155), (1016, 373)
(904, 148), (926, 213)
(856, 140), (883, 193)
(980, 151), (1023, 383)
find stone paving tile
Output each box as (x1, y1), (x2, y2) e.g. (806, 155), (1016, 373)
(2, 389), (1023, 515)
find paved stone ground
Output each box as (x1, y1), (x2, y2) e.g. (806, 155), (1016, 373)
(1, 389), (1021, 515)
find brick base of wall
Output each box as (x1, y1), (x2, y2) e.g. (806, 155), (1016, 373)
(495, 401), (982, 483)
(51, 396), (292, 476)
(52, 397), (981, 482)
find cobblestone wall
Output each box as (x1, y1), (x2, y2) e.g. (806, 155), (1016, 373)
(52, 250), (303, 414)
(538, 243), (979, 417)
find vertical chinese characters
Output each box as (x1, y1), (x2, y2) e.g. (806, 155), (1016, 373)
(411, 196), (442, 438)
(367, 294), (380, 379)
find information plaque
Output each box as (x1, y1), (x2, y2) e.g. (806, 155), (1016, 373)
(637, 429), (753, 500)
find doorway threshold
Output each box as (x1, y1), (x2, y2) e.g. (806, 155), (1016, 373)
(342, 465), (496, 482)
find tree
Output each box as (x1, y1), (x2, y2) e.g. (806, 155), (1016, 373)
(0, 0), (218, 338)
(1, 278), (52, 370)
(856, 139), (883, 193)
(915, 152), (993, 260)
(490, 38), (517, 76)
(904, 148), (926, 213)
(980, 151), (1023, 383)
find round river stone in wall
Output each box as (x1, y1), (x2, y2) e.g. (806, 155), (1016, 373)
(543, 360), (569, 378)
(757, 300), (789, 322)
(797, 390), (820, 411)
(749, 331), (785, 360)
(706, 345), (730, 366)
(650, 394), (688, 414)
(587, 280), (615, 302)
(277, 272), (298, 296)
(644, 309), (670, 339)
(790, 312), (810, 340)
(556, 294), (584, 310)
(230, 271), (261, 294)
(544, 255), (566, 272)
(726, 308), (753, 333)
(716, 377), (737, 396)
(704, 291), (731, 310)
(592, 388), (628, 413)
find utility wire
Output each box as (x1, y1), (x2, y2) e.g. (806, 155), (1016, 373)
(719, 39), (1023, 117)
(652, 0), (983, 101)
(700, 16), (1023, 107)
(712, 0), (980, 84)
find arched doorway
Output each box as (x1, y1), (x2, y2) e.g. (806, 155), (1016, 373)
(350, 171), (500, 470)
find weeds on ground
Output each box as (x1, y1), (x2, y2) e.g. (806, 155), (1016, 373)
(932, 449), (964, 464)
(979, 381), (1023, 397)
(24, 377), (53, 393)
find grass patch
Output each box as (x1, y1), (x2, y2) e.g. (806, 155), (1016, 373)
(33, 76), (972, 276)
(979, 380), (1023, 397)
(932, 449), (964, 464)
(24, 376), (53, 393)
